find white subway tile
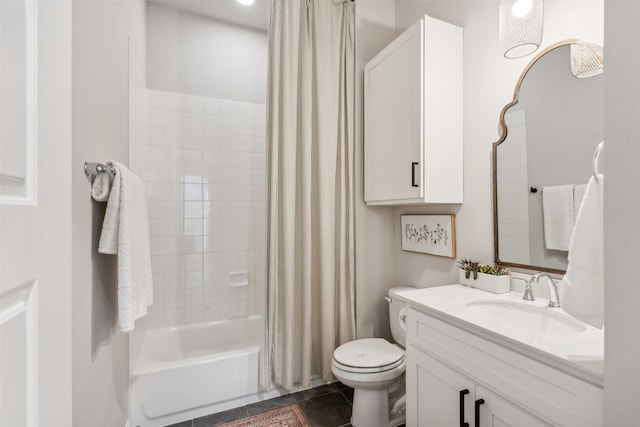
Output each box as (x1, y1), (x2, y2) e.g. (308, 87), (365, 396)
(254, 121), (266, 137)
(184, 253), (203, 271)
(203, 286), (221, 304)
(165, 128), (183, 146)
(152, 273), (166, 292)
(254, 104), (266, 121)
(165, 308), (185, 327)
(203, 303), (222, 321)
(185, 271), (203, 288)
(185, 288), (203, 306)
(164, 271), (186, 290)
(165, 219), (184, 237)
(237, 102), (254, 120)
(184, 218), (203, 236)
(220, 100), (238, 118)
(165, 289), (185, 308)
(183, 164), (203, 183)
(184, 236), (204, 253)
(184, 183), (203, 201)
(238, 119), (253, 136)
(148, 109), (166, 127)
(166, 110), (185, 129)
(165, 237), (185, 254)
(184, 201), (203, 218)
(185, 305), (203, 323)
(165, 201), (183, 218)
(165, 254), (185, 272)
(150, 237), (165, 256)
(151, 255), (166, 274)
(164, 183), (184, 200)
(203, 98), (223, 116)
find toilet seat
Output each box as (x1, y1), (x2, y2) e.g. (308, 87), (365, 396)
(333, 338), (405, 374)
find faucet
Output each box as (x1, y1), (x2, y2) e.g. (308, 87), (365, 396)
(522, 273), (561, 308)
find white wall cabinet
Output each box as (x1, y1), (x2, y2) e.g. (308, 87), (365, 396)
(364, 15), (463, 205)
(406, 308), (603, 427)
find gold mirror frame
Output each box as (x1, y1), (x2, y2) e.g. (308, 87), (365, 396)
(492, 39), (580, 275)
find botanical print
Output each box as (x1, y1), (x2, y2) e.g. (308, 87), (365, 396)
(403, 222), (449, 247)
(400, 215), (456, 258)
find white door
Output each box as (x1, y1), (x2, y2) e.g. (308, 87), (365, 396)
(476, 386), (552, 427)
(406, 345), (477, 427)
(0, 0), (72, 425)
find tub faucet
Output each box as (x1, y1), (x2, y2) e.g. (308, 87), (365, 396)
(523, 273), (561, 308)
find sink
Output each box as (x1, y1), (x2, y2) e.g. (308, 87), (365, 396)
(465, 300), (587, 334)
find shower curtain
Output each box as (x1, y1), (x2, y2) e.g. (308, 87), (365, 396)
(259, 0), (356, 390)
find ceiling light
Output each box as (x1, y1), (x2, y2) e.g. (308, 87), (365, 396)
(500, 0), (544, 59)
(237, 0), (255, 5)
(570, 41), (604, 79)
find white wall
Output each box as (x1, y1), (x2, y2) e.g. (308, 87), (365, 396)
(355, 0), (603, 339)
(354, 0), (399, 339)
(603, 0), (640, 423)
(146, 2), (267, 104)
(72, 1), (146, 425)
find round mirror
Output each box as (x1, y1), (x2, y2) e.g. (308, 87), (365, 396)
(493, 40), (603, 274)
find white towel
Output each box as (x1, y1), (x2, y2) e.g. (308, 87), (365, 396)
(542, 184), (575, 251)
(91, 172), (112, 202)
(573, 183), (588, 215)
(561, 176), (604, 329)
(98, 161), (154, 333)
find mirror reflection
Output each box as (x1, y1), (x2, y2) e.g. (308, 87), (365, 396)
(493, 41), (603, 273)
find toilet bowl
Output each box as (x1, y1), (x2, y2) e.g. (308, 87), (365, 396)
(331, 287), (413, 427)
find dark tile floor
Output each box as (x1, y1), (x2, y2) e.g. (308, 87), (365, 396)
(166, 382), (355, 427)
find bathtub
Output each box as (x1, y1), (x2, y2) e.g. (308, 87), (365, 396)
(131, 315), (270, 427)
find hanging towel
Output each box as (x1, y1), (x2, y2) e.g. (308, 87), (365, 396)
(542, 184), (575, 251)
(573, 183), (588, 216)
(91, 172), (112, 202)
(561, 175), (604, 329)
(98, 161), (154, 333)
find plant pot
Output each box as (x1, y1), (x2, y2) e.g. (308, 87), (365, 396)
(458, 270), (510, 294)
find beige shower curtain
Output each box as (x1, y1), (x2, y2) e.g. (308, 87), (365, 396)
(259, 0), (356, 391)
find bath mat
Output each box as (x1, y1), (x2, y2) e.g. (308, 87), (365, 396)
(218, 404), (310, 427)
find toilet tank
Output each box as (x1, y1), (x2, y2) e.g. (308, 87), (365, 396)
(387, 286), (414, 348)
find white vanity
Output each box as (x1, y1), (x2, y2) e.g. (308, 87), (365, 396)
(397, 285), (604, 427)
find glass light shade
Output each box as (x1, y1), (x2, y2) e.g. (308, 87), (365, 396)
(500, 0), (544, 59)
(237, 0), (254, 5)
(570, 41), (604, 78)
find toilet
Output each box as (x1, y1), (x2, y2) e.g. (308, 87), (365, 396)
(332, 287), (413, 427)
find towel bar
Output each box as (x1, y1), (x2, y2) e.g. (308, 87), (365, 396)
(84, 161), (116, 177)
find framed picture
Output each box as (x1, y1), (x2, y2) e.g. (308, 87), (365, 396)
(400, 214), (456, 258)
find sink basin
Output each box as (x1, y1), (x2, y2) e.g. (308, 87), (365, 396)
(465, 300), (587, 334)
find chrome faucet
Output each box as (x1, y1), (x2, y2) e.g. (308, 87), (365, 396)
(522, 273), (561, 308)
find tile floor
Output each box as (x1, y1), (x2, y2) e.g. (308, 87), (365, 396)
(166, 383), (356, 427)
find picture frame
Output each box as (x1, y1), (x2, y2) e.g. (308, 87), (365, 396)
(400, 214), (456, 258)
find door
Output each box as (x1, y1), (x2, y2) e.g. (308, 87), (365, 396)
(0, 0), (72, 425)
(406, 344), (476, 427)
(364, 18), (423, 203)
(475, 386), (551, 427)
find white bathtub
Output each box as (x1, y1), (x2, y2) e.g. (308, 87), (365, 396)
(131, 316), (267, 427)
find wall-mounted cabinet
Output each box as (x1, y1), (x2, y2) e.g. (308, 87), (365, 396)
(364, 15), (463, 205)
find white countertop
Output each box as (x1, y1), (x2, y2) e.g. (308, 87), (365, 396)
(396, 284), (604, 387)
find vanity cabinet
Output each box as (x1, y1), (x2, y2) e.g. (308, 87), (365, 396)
(406, 308), (603, 427)
(364, 15), (463, 205)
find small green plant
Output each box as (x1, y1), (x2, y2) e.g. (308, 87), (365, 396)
(457, 258), (509, 280)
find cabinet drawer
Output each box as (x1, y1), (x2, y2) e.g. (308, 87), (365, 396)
(406, 308), (602, 427)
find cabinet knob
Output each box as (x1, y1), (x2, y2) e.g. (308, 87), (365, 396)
(474, 398), (485, 427)
(459, 389), (470, 427)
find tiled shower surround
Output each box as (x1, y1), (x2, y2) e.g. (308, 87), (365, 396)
(131, 89), (266, 331)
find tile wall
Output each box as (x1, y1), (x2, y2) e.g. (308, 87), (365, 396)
(130, 89), (266, 331)
(497, 108), (530, 265)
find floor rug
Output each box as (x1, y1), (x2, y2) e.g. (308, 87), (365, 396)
(218, 404), (311, 427)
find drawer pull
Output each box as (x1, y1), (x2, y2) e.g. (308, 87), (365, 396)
(411, 162), (419, 187)
(474, 398), (485, 427)
(459, 389), (470, 427)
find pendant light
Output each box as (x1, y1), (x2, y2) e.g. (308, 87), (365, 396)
(570, 41), (604, 78)
(500, 0), (544, 59)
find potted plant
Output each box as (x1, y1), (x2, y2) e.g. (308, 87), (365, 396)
(457, 258), (510, 294)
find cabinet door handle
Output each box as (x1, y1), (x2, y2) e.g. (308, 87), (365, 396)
(411, 162), (419, 187)
(459, 389), (470, 427)
(474, 398), (485, 427)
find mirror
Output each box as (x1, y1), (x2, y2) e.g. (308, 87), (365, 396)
(493, 40), (603, 274)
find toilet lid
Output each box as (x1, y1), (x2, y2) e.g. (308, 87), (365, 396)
(333, 338), (404, 369)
